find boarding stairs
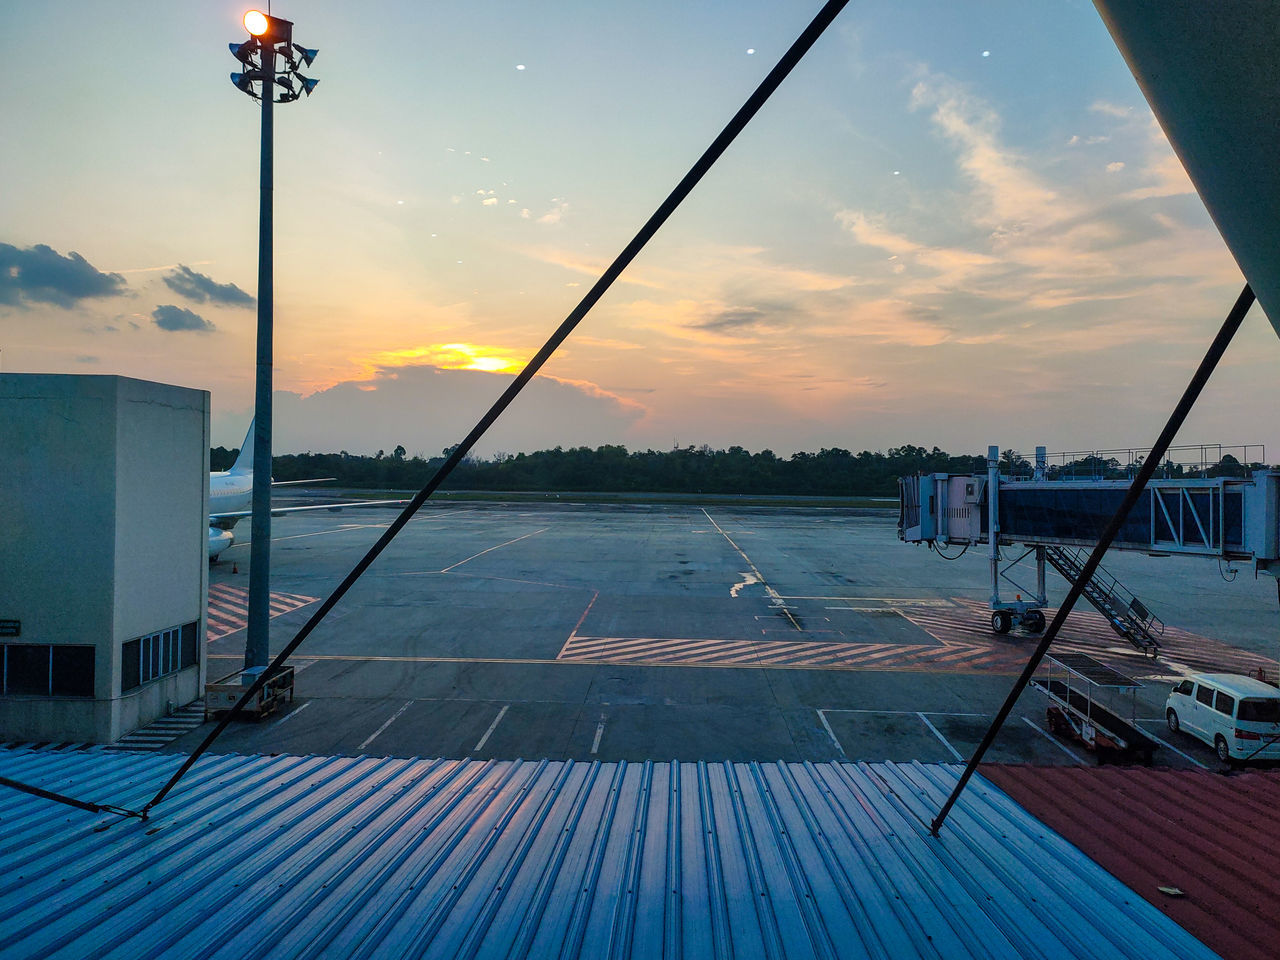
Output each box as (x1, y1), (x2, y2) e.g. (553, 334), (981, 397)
(1044, 546), (1163, 655)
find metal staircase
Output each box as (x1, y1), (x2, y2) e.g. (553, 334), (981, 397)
(1044, 546), (1163, 655)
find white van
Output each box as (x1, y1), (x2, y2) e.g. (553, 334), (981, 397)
(1165, 673), (1280, 762)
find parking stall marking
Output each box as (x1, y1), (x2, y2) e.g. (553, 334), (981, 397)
(359, 699), (415, 751)
(473, 705), (510, 752)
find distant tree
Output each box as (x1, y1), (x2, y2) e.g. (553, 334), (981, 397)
(1208, 453), (1247, 478)
(392, 444), (407, 461)
(999, 449), (1032, 478)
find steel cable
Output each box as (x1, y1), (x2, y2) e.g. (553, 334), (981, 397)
(135, 0), (852, 816)
(930, 283), (1255, 836)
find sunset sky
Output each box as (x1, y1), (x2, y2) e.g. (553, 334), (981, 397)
(3, 1), (1277, 461)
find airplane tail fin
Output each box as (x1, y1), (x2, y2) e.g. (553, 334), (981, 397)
(230, 419), (255, 474)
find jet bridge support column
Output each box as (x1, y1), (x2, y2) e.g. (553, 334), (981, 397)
(987, 444), (1048, 635)
(1035, 446), (1047, 604)
(988, 445), (1000, 608)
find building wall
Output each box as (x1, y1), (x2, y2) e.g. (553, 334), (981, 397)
(0, 374), (209, 743)
(0, 377), (117, 660)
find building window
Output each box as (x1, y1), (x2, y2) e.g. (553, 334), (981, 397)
(1, 644), (94, 698)
(121, 621), (199, 693)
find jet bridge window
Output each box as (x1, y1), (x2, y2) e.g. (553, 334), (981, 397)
(121, 621), (199, 693)
(1, 644), (94, 697)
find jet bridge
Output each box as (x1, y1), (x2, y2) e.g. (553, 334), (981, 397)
(899, 446), (1280, 652)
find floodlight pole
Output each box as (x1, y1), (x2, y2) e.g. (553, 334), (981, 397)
(246, 38), (276, 669)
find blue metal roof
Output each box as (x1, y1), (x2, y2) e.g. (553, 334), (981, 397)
(0, 750), (1216, 960)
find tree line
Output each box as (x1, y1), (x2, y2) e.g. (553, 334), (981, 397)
(210, 443), (1270, 497)
(210, 442), (987, 497)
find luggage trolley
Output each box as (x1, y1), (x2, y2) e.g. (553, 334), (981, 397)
(205, 664), (295, 721)
(1030, 652), (1158, 764)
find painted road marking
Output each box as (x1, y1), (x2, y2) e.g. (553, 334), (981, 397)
(816, 709), (846, 758)
(473, 705), (510, 752)
(701, 508), (802, 631)
(898, 597), (1267, 681)
(207, 584), (319, 641)
(822, 708), (987, 717)
(821, 599), (954, 608)
(591, 714), (606, 755)
(557, 633), (1030, 672)
(222, 509), (474, 549)
(1021, 716), (1085, 764)
(917, 712), (964, 761)
(273, 700), (314, 728)
(1135, 721), (1209, 769)
(359, 699), (414, 751)
(441, 528), (549, 573)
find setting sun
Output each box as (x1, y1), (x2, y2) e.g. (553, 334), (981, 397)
(359, 344), (528, 377)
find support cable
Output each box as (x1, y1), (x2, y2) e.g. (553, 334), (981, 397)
(0, 776), (142, 820)
(931, 284), (1255, 836)
(133, 0), (851, 817)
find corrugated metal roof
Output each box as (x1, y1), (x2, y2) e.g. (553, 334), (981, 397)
(0, 750), (1215, 960)
(985, 764), (1280, 960)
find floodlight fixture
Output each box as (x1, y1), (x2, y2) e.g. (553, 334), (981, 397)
(292, 44), (318, 67)
(229, 40), (258, 65)
(243, 10), (269, 36)
(230, 71), (257, 95)
(297, 74), (319, 96)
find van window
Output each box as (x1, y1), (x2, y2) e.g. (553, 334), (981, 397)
(1239, 698), (1280, 723)
(1196, 685), (1215, 706)
(1215, 692), (1235, 716)
(1175, 680), (1194, 696)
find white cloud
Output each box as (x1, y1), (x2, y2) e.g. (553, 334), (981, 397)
(268, 364), (645, 456)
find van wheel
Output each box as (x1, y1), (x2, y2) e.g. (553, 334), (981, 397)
(1166, 709), (1179, 734)
(1215, 735), (1232, 763)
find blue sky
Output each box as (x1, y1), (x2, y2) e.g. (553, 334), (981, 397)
(2, 1), (1275, 460)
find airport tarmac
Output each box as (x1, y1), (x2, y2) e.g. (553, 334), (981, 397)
(183, 502), (1280, 770)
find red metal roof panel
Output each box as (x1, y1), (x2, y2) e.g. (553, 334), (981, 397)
(982, 764), (1280, 960)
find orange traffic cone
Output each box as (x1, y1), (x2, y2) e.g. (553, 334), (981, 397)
(232, 562), (239, 574)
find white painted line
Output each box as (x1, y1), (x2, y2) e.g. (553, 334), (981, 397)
(441, 528), (549, 573)
(1135, 721), (1209, 769)
(702, 508), (801, 630)
(473, 704), (510, 752)
(274, 700), (313, 727)
(817, 709), (847, 758)
(822, 708), (987, 717)
(917, 712), (964, 761)
(359, 699), (414, 751)
(1022, 716), (1086, 764)
(591, 715), (606, 755)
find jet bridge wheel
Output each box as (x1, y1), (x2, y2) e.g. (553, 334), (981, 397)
(1022, 609), (1046, 633)
(991, 610), (1012, 634)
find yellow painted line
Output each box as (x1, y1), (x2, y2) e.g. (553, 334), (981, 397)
(204, 652), (1020, 674)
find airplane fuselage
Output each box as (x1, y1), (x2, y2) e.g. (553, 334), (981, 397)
(208, 469), (253, 558)
(210, 470), (253, 517)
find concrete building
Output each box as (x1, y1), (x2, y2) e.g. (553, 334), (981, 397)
(0, 374), (208, 742)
